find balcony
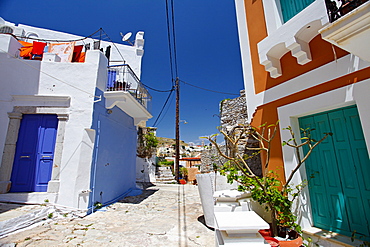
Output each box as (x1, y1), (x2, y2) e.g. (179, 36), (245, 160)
(325, 0), (369, 22)
(257, 0), (329, 78)
(104, 64), (152, 126)
(320, 0), (370, 62)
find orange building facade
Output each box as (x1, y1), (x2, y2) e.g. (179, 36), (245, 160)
(235, 0), (370, 243)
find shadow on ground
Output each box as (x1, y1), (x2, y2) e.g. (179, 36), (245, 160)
(119, 183), (158, 204)
(0, 203), (26, 215)
(197, 215), (214, 231)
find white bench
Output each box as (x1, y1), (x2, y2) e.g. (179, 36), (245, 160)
(214, 211), (270, 246)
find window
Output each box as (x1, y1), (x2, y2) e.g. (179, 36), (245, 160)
(280, 0), (315, 22)
(0, 26), (14, 34)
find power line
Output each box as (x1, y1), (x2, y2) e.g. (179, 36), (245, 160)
(179, 79), (239, 95)
(152, 89), (175, 126)
(170, 0), (179, 79)
(154, 90), (175, 127)
(165, 0), (176, 85)
(165, 0), (180, 183)
(141, 83), (174, 93)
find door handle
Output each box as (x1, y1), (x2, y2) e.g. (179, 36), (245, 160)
(20, 156), (30, 158)
(42, 156), (52, 158)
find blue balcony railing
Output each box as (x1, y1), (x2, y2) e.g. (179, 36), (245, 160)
(107, 64), (151, 111)
(325, 0), (369, 22)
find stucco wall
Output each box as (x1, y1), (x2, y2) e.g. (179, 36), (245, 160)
(89, 91), (137, 208)
(136, 156), (156, 183)
(0, 42), (110, 209)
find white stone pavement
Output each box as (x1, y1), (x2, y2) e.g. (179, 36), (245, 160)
(0, 184), (214, 247)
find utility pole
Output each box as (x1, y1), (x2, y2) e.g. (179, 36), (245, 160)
(175, 77), (180, 183)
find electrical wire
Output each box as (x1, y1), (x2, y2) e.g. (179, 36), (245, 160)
(141, 83), (174, 93)
(179, 79), (239, 95)
(154, 91), (175, 127)
(170, 0), (179, 79)
(165, 0), (176, 85)
(149, 0), (179, 127)
(152, 89), (175, 126)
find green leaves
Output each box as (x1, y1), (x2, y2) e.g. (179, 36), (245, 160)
(202, 121), (331, 236)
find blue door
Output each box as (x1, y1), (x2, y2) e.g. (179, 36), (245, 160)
(10, 114), (58, 192)
(299, 106), (370, 238)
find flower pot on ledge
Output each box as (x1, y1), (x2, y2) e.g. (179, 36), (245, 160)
(277, 229), (303, 247)
(278, 236), (303, 247)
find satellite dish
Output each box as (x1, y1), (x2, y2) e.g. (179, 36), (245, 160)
(120, 32), (132, 42)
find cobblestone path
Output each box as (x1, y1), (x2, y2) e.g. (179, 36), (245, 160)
(0, 184), (214, 247)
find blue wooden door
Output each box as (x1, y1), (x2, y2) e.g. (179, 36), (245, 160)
(299, 106), (370, 238)
(10, 114), (58, 192)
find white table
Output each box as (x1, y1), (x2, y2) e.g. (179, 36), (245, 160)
(214, 211), (270, 246)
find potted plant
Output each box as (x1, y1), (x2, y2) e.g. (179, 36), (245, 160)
(179, 167), (188, 181)
(205, 122), (331, 245)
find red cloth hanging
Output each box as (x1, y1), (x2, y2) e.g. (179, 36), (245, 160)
(32, 41), (47, 60)
(72, 45), (84, 62)
(32, 41), (47, 55)
(78, 52), (86, 63)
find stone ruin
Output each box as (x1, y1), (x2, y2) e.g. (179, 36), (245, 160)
(200, 90), (262, 176)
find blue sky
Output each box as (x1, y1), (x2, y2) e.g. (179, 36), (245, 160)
(0, 0), (244, 144)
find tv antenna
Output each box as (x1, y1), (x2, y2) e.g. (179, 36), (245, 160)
(120, 32), (133, 45)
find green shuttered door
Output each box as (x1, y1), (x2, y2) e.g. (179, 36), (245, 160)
(299, 106), (370, 238)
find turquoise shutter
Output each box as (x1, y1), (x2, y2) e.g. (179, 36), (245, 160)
(341, 107), (370, 236)
(299, 106), (370, 239)
(280, 0), (315, 22)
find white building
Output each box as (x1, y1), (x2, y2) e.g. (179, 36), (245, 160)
(0, 18), (152, 213)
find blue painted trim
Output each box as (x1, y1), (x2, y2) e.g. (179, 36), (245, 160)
(86, 187), (142, 215)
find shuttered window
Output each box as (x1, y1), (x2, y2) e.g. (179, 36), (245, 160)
(280, 0), (315, 22)
(299, 106), (370, 240)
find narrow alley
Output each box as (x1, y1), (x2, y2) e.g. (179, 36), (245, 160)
(0, 184), (214, 247)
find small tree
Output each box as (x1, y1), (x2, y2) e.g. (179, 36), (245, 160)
(137, 129), (159, 159)
(205, 122), (332, 237)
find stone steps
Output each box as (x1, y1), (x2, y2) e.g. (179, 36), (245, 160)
(156, 167), (176, 184)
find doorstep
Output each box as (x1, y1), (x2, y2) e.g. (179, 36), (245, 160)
(303, 227), (363, 247)
(0, 192), (57, 205)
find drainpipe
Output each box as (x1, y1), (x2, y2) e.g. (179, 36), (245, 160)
(91, 119), (101, 213)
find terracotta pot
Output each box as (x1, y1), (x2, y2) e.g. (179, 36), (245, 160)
(278, 236), (303, 247)
(259, 229), (272, 237)
(264, 236), (279, 246)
